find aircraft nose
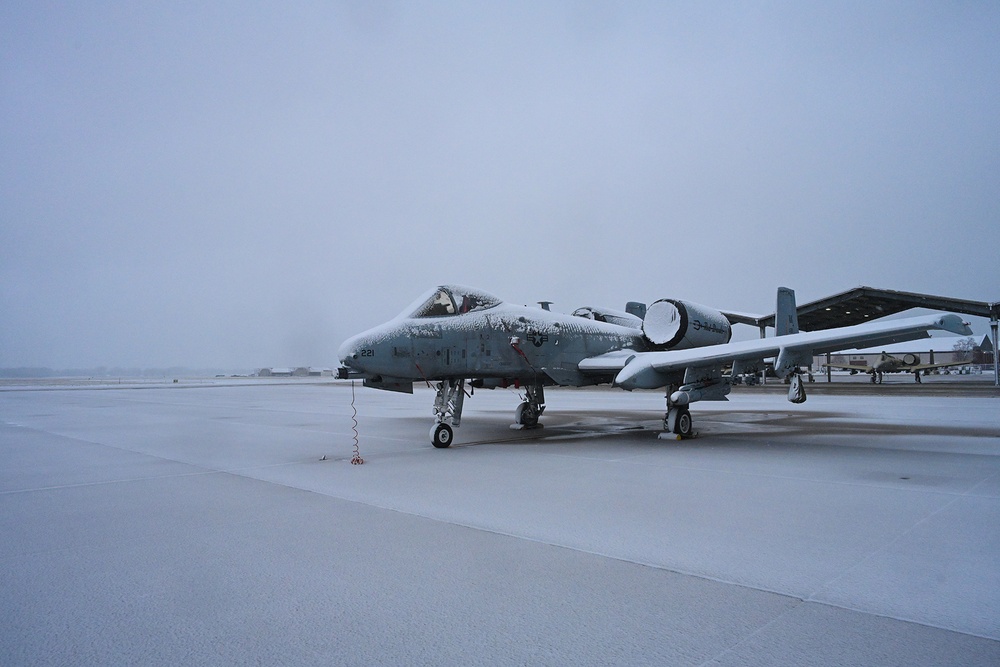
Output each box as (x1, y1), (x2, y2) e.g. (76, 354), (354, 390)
(338, 335), (363, 369)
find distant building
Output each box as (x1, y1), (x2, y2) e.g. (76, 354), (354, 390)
(257, 367), (333, 377)
(258, 367), (293, 377)
(975, 335), (995, 365)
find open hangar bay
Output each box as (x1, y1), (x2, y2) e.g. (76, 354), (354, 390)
(1, 379), (998, 666)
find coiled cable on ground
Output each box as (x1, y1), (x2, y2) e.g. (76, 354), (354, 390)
(350, 381), (364, 464)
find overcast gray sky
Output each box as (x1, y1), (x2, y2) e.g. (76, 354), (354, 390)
(2, 1), (998, 370)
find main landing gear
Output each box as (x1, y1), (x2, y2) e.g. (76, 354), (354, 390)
(663, 404), (693, 439)
(660, 383), (694, 440)
(660, 369), (809, 441)
(512, 383), (545, 430)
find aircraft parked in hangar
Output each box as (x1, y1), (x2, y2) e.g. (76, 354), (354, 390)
(824, 351), (970, 383)
(338, 285), (972, 447)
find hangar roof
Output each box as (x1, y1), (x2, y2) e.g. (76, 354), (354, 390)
(754, 286), (999, 332)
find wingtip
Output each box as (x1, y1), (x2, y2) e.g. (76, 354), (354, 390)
(937, 313), (974, 336)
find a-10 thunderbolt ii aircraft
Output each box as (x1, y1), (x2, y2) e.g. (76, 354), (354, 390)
(824, 351), (971, 383)
(337, 284), (972, 447)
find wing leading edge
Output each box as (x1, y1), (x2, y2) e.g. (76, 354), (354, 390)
(598, 313), (972, 391)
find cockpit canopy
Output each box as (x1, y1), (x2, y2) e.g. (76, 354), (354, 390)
(402, 285), (503, 319)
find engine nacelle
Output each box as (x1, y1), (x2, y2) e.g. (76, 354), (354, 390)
(901, 353), (920, 365)
(643, 299), (732, 350)
(572, 306), (643, 329)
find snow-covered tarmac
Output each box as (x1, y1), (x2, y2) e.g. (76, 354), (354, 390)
(2, 380), (998, 665)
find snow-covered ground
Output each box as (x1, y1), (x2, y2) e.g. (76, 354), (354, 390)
(2, 381), (998, 665)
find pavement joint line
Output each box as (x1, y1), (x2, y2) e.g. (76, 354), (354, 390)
(0, 421), (305, 496)
(695, 598), (808, 667)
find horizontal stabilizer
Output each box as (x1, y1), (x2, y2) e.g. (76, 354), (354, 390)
(720, 310), (767, 327)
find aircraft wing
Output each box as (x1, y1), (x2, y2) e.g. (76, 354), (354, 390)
(577, 348), (641, 373)
(822, 363), (872, 372)
(607, 313), (971, 390)
(905, 359), (972, 372)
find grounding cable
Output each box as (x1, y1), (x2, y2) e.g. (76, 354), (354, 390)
(350, 381), (364, 465)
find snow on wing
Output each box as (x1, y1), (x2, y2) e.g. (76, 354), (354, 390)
(612, 313), (972, 390)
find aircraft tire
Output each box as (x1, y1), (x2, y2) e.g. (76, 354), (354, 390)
(677, 410), (692, 437)
(431, 423), (453, 448)
(667, 407), (693, 438)
(515, 402), (538, 427)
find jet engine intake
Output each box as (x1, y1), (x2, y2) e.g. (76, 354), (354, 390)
(643, 299), (732, 350)
(902, 353), (920, 365)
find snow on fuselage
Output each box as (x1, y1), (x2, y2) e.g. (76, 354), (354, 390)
(339, 289), (645, 385)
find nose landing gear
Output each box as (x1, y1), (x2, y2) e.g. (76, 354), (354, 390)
(430, 379), (465, 448)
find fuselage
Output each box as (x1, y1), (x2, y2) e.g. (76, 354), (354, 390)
(872, 354), (905, 373)
(338, 285), (646, 387)
(871, 352), (926, 373)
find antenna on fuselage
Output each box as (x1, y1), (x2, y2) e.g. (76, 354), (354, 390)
(538, 301), (553, 311)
